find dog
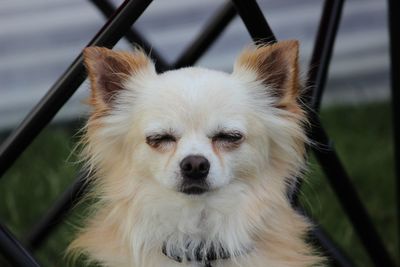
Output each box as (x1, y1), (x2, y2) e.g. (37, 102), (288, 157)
(68, 40), (323, 267)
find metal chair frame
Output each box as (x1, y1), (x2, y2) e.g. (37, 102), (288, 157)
(0, 0), (398, 266)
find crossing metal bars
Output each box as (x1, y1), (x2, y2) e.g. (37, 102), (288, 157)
(0, 0), (398, 266)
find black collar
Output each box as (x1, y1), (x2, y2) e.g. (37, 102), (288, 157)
(162, 241), (250, 267)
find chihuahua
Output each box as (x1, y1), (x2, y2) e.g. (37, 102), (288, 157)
(69, 40), (323, 267)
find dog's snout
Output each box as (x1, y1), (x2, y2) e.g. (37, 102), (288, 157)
(179, 155), (210, 195)
(180, 155), (210, 180)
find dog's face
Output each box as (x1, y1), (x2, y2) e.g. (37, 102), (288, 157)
(83, 41), (305, 198)
(137, 68), (252, 195)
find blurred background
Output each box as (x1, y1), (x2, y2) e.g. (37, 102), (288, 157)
(0, 0), (398, 266)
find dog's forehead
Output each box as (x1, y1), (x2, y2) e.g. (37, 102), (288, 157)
(158, 67), (236, 92)
(137, 67), (249, 131)
(147, 67), (247, 105)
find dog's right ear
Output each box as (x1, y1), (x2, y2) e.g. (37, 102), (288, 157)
(233, 40), (302, 114)
(83, 47), (155, 108)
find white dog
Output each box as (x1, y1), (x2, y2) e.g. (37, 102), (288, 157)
(69, 40), (323, 267)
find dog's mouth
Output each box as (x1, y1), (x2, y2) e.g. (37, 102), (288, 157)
(180, 182), (209, 195)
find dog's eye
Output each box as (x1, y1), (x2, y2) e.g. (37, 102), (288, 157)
(212, 131), (244, 143)
(146, 134), (176, 148)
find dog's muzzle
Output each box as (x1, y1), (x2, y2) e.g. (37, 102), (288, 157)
(179, 155), (210, 194)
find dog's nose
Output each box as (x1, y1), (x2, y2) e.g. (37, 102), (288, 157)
(180, 155), (210, 180)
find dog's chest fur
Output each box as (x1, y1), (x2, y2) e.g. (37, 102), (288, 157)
(131, 185), (254, 264)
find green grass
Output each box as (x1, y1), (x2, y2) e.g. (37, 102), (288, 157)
(299, 102), (399, 266)
(0, 102), (398, 266)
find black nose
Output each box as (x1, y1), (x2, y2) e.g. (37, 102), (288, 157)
(180, 155), (210, 180)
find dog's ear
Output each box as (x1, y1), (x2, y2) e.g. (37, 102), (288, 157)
(233, 40), (301, 113)
(83, 46), (154, 108)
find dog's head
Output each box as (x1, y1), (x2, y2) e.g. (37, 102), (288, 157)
(82, 41), (306, 198)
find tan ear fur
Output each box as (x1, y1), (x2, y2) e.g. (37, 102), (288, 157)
(234, 40), (301, 113)
(83, 46), (152, 110)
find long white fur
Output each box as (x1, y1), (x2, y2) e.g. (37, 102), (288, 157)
(69, 50), (322, 267)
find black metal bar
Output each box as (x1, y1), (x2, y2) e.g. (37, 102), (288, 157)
(231, 0), (395, 265)
(290, 0), (344, 205)
(295, 206), (355, 267)
(311, 226), (355, 267)
(0, 222), (41, 267)
(90, 0), (169, 72)
(311, 117), (396, 267)
(24, 1), (236, 252)
(26, 173), (89, 250)
(230, 0), (276, 43)
(125, 28), (168, 72)
(302, 0), (395, 263)
(21, 1), (235, 252)
(230, 0), (353, 263)
(0, 0), (153, 179)
(304, 0), (344, 113)
(387, 0), (400, 250)
(172, 1), (236, 68)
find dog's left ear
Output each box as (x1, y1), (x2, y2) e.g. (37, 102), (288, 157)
(83, 46), (155, 109)
(233, 40), (301, 113)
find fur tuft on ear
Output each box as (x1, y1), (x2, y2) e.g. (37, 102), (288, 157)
(83, 46), (154, 109)
(233, 40), (301, 113)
